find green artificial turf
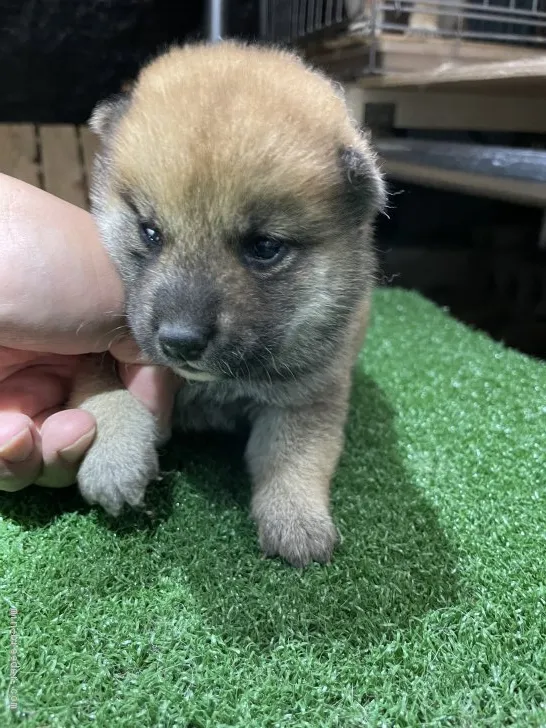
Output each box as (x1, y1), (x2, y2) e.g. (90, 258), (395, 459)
(1, 288), (545, 728)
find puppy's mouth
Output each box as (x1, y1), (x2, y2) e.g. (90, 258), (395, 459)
(175, 367), (219, 383)
(172, 361), (219, 383)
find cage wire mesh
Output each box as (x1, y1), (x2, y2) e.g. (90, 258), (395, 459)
(261, 0), (546, 47)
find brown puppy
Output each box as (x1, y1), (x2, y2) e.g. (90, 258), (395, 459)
(69, 41), (385, 567)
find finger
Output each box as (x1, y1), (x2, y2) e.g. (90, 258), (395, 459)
(0, 174), (126, 355)
(36, 410), (97, 488)
(0, 371), (69, 419)
(108, 334), (151, 364)
(0, 413), (42, 491)
(33, 406), (63, 431)
(118, 364), (181, 442)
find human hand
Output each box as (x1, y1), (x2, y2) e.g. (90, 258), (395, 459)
(0, 174), (179, 492)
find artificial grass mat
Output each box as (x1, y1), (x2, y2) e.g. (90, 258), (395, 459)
(1, 288), (545, 728)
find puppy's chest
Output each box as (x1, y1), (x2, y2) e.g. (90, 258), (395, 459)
(173, 382), (260, 433)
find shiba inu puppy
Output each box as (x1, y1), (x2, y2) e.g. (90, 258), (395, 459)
(70, 41), (385, 567)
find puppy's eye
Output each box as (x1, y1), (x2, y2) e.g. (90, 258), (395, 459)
(139, 221), (163, 248)
(243, 237), (287, 267)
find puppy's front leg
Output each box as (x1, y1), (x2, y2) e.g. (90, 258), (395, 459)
(246, 396), (349, 567)
(68, 356), (160, 516)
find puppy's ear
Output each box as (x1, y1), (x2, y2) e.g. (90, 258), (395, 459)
(89, 91), (131, 140)
(339, 144), (386, 223)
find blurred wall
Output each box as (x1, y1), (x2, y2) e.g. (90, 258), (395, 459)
(0, 0), (258, 123)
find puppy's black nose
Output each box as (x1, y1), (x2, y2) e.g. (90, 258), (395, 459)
(158, 323), (210, 362)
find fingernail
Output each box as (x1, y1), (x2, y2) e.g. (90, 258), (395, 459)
(58, 427), (97, 464)
(0, 427), (33, 463)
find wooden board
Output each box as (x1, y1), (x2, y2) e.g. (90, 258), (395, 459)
(306, 32), (546, 89)
(357, 56), (546, 94)
(79, 125), (99, 197)
(0, 124), (40, 186)
(39, 124), (87, 209)
(0, 123), (97, 211)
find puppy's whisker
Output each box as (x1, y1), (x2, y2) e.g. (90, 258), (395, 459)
(244, 359), (252, 386)
(256, 351), (274, 387)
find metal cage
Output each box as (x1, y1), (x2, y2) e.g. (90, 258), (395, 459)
(261, 0), (546, 43)
(260, 0), (546, 75)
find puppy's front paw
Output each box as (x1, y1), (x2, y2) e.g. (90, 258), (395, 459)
(254, 502), (338, 568)
(77, 437), (159, 517)
(74, 388), (161, 517)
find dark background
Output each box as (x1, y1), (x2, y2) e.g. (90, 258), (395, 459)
(0, 0), (258, 123)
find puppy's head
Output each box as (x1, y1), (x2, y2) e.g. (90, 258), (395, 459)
(90, 42), (385, 383)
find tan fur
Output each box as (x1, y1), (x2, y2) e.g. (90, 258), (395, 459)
(247, 400), (347, 566)
(75, 41), (385, 566)
(68, 356), (159, 516)
(111, 43), (378, 239)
